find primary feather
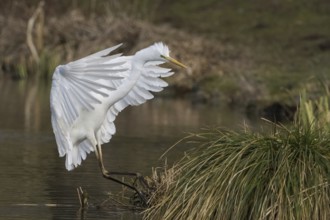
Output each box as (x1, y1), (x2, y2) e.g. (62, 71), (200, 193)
(50, 42), (177, 170)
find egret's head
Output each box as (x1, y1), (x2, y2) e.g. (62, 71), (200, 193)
(153, 42), (170, 58)
(135, 42), (187, 68)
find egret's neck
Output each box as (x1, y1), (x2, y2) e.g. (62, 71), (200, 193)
(102, 57), (143, 109)
(127, 56), (144, 83)
(120, 47), (160, 91)
(103, 48), (155, 108)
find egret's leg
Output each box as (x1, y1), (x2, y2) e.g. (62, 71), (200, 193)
(97, 143), (150, 188)
(95, 143), (148, 205)
(94, 143), (107, 174)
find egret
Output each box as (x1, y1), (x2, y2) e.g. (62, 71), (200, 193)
(50, 42), (187, 203)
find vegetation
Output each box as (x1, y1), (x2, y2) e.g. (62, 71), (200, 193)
(1, 0), (329, 109)
(143, 90), (330, 219)
(0, 0), (163, 81)
(2, 2), (329, 217)
(160, 0), (330, 99)
(297, 87), (330, 130)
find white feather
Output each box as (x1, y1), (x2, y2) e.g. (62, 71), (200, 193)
(50, 42), (181, 170)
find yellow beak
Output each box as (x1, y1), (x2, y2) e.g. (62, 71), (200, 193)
(162, 56), (188, 69)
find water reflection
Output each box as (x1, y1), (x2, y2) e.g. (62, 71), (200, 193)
(0, 81), (257, 219)
(0, 80), (50, 131)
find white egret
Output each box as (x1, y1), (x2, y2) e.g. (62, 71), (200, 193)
(50, 42), (186, 203)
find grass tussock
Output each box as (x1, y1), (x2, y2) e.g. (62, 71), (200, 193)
(144, 128), (330, 219)
(144, 92), (330, 220)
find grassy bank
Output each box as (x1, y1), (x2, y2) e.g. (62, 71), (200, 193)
(159, 0), (330, 100)
(143, 91), (330, 219)
(1, 1), (226, 95)
(1, 0), (330, 111)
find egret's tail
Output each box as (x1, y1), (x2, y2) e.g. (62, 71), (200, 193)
(65, 140), (94, 171)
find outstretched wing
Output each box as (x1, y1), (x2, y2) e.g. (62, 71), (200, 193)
(99, 60), (174, 144)
(50, 44), (128, 157)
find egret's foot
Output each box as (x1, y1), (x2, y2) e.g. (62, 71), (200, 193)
(100, 170), (149, 206)
(131, 190), (149, 207)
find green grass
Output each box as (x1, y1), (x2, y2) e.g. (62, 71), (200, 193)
(158, 0), (330, 103)
(296, 87), (330, 131)
(11, 50), (61, 80)
(144, 90), (330, 219)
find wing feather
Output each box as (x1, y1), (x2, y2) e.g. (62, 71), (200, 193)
(137, 80), (164, 92)
(50, 44), (128, 162)
(73, 44), (123, 63)
(83, 68), (128, 74)
(70, 78), (110, 97)
(51, 43), (179, 170)
(135, 84), (154, 100)
(70, 75), (117, 91)
(84, 54), (123, 64)
(98, 59), (174, 145)
(61, 91), (78, 123)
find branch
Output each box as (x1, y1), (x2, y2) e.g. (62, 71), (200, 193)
(26, 1), (45, 63)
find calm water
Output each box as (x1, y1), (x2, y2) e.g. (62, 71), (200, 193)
(0, 80), (257, 220)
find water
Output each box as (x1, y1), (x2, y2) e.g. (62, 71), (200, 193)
(0, 80), (257, 219)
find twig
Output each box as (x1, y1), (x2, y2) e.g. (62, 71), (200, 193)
(26, 1), (45, 63)
(77, 187), (89, 209)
